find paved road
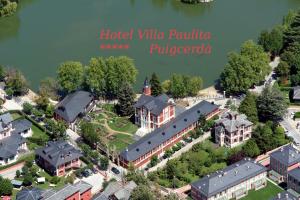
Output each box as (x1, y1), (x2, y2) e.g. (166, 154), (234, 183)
(249, 57), (280, 94)
(280, 108), (300, 144)
(0, 162), (24, 179)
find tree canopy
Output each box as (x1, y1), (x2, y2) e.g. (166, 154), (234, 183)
(57, 61), (84, 93)
(150, 73), (162, 96)
(238, 92), (258, 123)
(257, 86), (288, 122)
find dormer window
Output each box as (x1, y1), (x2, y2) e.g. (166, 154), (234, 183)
(148, 141), (151, 145)
(136, 148), (139, 152)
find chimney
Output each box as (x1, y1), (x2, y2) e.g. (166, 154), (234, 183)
(142, 77), (151, 96)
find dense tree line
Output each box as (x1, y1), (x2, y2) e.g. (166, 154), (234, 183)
(220, 40), (270, 94)
(57, 56), (138, 99)
(0, 0), (17, 17)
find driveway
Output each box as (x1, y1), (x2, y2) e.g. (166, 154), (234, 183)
(80, 173), (104, 194)
(280, 108), (300, 144)
(0, 162), (24, 179)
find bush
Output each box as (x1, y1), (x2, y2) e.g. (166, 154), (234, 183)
(50, 176), (61, 184)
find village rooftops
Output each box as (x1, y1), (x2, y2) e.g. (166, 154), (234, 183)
(0, 133), (25, 159)
(92, 181), (137, 200)
(270, 145), (300, 167)
(35, 140), (82, 168)
(120, 100), (219, 162)
(191, 158), (267, 198)
(16, 187), (43, 200)
(55, 90), (94, 123)
(215, 111), (253, 133)
(134, 93), (172, 116)
(12, 119), (32, 135)
(42, 181), (92, 200)
(288, 167), (300, 181)
(0, 112), (13, 131)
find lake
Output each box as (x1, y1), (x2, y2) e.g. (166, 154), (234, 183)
(0, 0), (300, 91)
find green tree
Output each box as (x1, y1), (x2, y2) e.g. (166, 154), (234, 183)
(16, 170), (20, 178)
(275, 61), (290, 84)
(186, 76), (203, 96)
(35, 90), (50, 111)
(23, 173), (33, 186)
(39, 77), (59, 100)
(242, 139), (260, 158)
(164, 193), (180, 200)
(0, 65), (6, 81)
(117, 82), (135, 116)
(259, 27), (284, 55)
(0, 177), (13, 196)
(85, 57), (105, 96)
(99, 156), (109, 170)
(257, 86), (288, 122)
(283, 10), (297, 29)
(131, 185), (155, 200)
(104, 56), (138, 98)
(240, 40), (270, 83)
(45, 104), (55, 118)
(150, 73), (162, 96)
(57, 61), (84, 93)
(169, 74), (186, 98)
(80, 122), (99, 147)
(238, 92), (258, 123)
(150, 155), (159, 167)
(284, 10), (300, 48)
(5, 68), (29, 96)
(23, 102), (33, 115)
(220, 52), (255, 94)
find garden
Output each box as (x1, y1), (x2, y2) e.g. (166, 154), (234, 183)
(241, 181), (283, 200)
(82, 103), (138, 152)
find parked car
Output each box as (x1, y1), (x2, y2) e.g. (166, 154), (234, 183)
(82, 170), (90, 177)
(111, 167), (120, 175)
(92, 168), (98, 174)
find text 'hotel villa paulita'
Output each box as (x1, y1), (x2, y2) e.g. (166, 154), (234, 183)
(99, 28), (212, 56)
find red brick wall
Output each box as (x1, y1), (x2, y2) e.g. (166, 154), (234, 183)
(65, 191), (80, 200)
(80, 189), (92, 200)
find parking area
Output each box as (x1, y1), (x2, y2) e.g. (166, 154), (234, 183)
(80, 172), (104, 194)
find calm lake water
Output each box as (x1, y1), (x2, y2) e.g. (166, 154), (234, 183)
(0, 0), (300, 91)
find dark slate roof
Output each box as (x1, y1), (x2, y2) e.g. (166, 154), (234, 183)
(134, 94), (171, 116)
(191, 158), (267, 198)
(288, 167), (300, 181)
(12, 119), (32, 134)
(293, 86), (300, 100)
(270, 144), (300, 167)
(0, 113), (13, 132)
(35, 140), (82, 167)
(16, 188), (43, 200)
(92, 181), (136, 200)
(272, 191), (299, 200)
(43, 181), (92, 200)
(55, 91), (93, 123)
(0, 134), (26, 159)
(120, 100), (219, 162)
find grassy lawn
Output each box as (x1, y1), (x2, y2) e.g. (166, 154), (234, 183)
(108, 117), (138, 134)
(102, 104), (116, 113)
(27, 125), (50, 150)
(242, 181), (283, 200)
(108, 133), (134, 151)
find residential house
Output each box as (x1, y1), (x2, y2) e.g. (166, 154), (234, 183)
(269, 144), (300, 183)
(16, 181), (92, 200)
(134, 77), (175, 133)
(35, 140), (82, 177)
(120, 100), (220, 169)
(214, 111), (253, 148)
(0, 113), (31, 165)
(191, 158), (267, 200)
(54, 90), (95, 131)
(288, 167), (300, 196)
(92, 181), (137, 200)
